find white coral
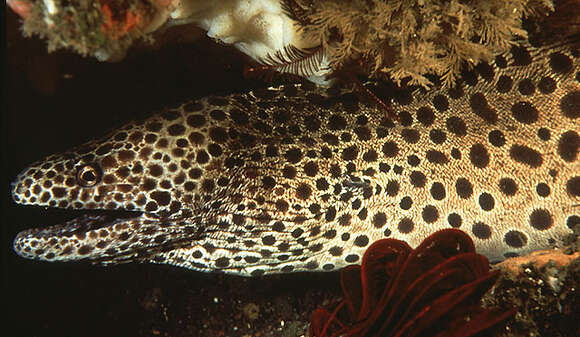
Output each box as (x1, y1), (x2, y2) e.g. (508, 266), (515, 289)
(170, 0), (311, 63)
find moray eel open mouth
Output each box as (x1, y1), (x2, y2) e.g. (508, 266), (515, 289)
(10, 146), (203, 266)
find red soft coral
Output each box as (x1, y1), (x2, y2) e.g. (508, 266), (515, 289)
(310, 229), (516, 337)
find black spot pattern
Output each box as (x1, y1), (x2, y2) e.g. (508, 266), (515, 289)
(446, 117), (467, 136)
(11, 74), (580, 277)
(426, 150), (448, 164)
(495, 55), (507, 68)
(478, 193), (495, 211)
(567, 176), (580, 197)
(504, 231), (527, 248)
(511, 46), (531, 66)
(529, 209), (553, 230)
(538, 77), (556, 94)
(430, 182), (446, 200)
(385, 180), (400, 196)
(398, 218), (414, 233)
(401, 129), (420, 144)
(455, 178), (473, 199)
(475, 62), (495, 82)
(509, 145), (543, 168)
(537, 128), (550, 141)
(417, 107), (435, 126)
(342, 146), (359, 161)
(499, 178), (518, 196)
(296, 184), (312, 200)
(432, 95), (449, 111)
(558, 131), (579, 162)
(422, 205), (439, 223)
(345, 255), (359, 263)
(568, 216), (580, 230)
(512, 101), (538, 124)
(496, 75), (513, 93)
(469, 93), (497, 124)
(369, 211), (386, 228)
(382, 141), (399, 157)
(285, 148), (302, 163)
(469, 144), (490, 168)
(536, 183), (550, 197)
(399, 197), (412, 210)
(429, 129), (447, 144)
(517, 79), (535, 96)
(472, 222), (492, 240)
(488, 130), (506, 147)
(328, 114), (347, 130)
(448, 213), (462, 228)
(561, 91), (580, 119)
(410, 171), (426, 188)
(450, 148), (461, 160)
(407, 155), (420, 166)
(354, 235), (369, 247)
(549, 53), (573, 74)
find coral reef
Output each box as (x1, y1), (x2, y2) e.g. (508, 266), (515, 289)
(9, 0), (580, 87)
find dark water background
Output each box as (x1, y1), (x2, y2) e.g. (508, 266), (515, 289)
(3, 10), (340, 337)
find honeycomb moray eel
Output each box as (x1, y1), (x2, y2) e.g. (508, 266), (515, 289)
(11, 39), (580, 276)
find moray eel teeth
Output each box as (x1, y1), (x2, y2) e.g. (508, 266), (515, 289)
(11, 39), (580, 276)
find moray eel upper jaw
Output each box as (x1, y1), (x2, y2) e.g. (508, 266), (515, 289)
(12, 144), (146, 211)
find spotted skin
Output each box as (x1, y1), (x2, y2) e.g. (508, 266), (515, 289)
(12, 40), (580, 276)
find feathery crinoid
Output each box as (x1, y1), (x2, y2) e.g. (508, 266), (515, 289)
(309, 229), (516, 337)
(283, 0), (555, 88)
(258, 45), (328, 78)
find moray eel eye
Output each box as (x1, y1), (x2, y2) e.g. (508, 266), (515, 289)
(76, 163), (101, 187)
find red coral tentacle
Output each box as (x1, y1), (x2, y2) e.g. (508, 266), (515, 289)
(357, 231), (476, 333)
(394, 271), (507, 337)
(358, 239), (411, 320)
(413, 229), (476, 261)
(384, 254), (491, 335)
(341, 265), (363, 319)
(309, 302), (348, 337)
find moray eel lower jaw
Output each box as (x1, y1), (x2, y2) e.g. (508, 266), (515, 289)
(11, 205), (196, 265)
(13, 214), (141, 263)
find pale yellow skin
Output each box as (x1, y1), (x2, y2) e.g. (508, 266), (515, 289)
(11, 39), (580, 276)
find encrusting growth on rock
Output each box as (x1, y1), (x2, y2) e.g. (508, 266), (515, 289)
(11, 0), (172, 60)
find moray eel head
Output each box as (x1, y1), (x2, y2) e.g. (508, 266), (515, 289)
(11, 121), (190, 264)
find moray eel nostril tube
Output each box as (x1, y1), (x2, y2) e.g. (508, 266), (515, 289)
(11, 39), (580, 276)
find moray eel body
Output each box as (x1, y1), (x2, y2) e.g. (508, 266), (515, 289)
(12, 40), (580, 276)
